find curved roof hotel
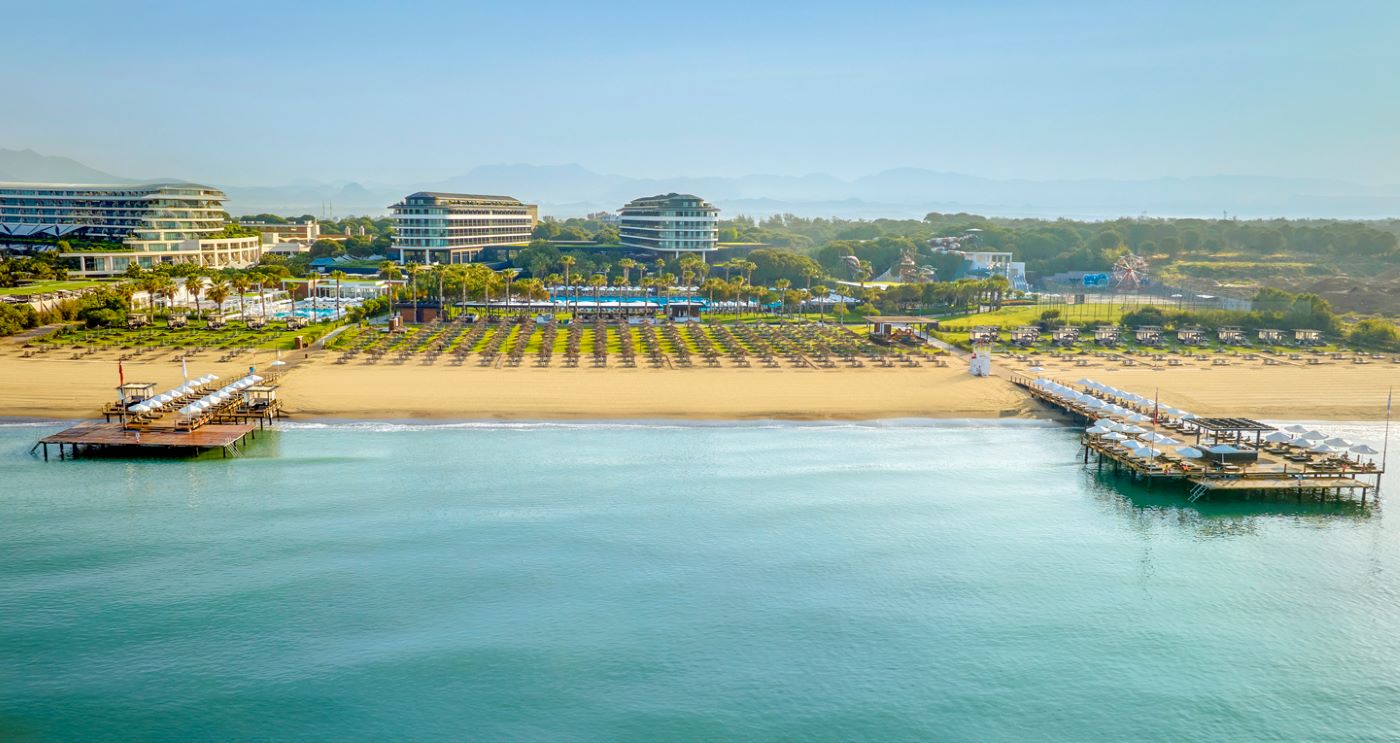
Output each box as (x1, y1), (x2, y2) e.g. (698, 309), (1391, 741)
(0, 182), (261, 276)
(389, 192), (538, 264)
(619, 193), (719, 255)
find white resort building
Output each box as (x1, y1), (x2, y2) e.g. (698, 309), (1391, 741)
(389, 192), (538, 264)
(619, 193), (719, 255)
(0, 182), (262, 276)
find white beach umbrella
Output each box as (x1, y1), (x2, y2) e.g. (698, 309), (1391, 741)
(1263, 431), (1295, 444)
(249, 375), (264, 382)
(1283, 424), (1310, 434)
(1351, 444), (1380, 455)
(1126, 413), (1151, 423)
(1086, 426), (1113, 435)
(1119, 425), (1148, 434)
(1142, 432), (1180, 445)
(1104, 432), (1129, 441)
(130, 403), (150, 413)
(1093, 418), (1121, 429)
(1309, 443), (1339, 455)
(1175, 446), (1205, 459)
(1076, 378), (1095, 386)
(1133, 446), (1163, 458)
(1300, 430), (1328, 441)
(1323, 437), (1352, 448)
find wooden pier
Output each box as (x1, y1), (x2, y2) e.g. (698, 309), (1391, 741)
(1013, 373), (1385, 504)
(36, 421), (259, 460)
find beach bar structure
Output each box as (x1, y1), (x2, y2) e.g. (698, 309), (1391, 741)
(1218, 326), (1246, 345)
(1052, 326), (1080, 346)
(1010, 326), (1041, 347)
(868, 316), (938, 344)
(1011, 374), (1385, 504)
(1093, 325), (1121, 346)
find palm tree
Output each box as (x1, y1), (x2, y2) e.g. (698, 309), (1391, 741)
(501, 268), (520, 315)
(329, 270), (348, 320)
(775, 278), (791, 316)
(117, 282), (137, 322)
(150, 274), (176, 317)
(405, 262), (422, 321)
(560, 256), (577, 317)
(231, 274), (250, 323)
(206, 279), (230, 321)
(812, 284), (829, 322)
(187, 274), (207, 318)
(589, 272), (606, 311)
(618, 257), (636, 287)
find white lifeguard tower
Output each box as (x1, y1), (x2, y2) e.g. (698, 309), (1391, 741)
(969, 340), (993, 377)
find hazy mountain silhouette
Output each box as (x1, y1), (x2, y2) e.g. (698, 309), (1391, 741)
(0, 148), (130, 183)
(4, 150), (1399, 219)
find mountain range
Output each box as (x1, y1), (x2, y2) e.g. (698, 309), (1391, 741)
(4, 148), (1399, 221)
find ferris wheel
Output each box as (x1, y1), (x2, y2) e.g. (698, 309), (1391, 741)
(1112, 253), (1149, 290)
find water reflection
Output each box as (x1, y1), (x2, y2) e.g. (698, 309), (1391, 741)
(1085, 469), (1374, 538)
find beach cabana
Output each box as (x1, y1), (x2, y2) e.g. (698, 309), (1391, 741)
(1217, 326), (1246, 345)
(1010, 326), (1041, 347)
(1093, 325), (1121, 345)
(1188, 417), (1276, 448)
(1292, 328), (1324, 346)
(117, 382), (157, 405)
(1175, 326), (1207, 345)
(969, 326), (999, 343)
(1132, 326), (1163, 346)
(1052, 326), (1080, 346)
(1258, 328), (1285, 344)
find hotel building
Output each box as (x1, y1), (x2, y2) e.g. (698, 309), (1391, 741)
(389, 192), (537, 264)
(237, 217), (320, 243)
(0, 182), (262, 276)
(619, 193), (719, 255)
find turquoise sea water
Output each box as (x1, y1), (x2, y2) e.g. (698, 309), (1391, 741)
(2, 419), (1398, 741)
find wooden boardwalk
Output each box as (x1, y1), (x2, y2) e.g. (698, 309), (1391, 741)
(37, 421), (258, 460)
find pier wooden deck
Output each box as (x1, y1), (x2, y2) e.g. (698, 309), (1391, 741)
(1013, 373), (1385, 504)
(37, 421), (258, 459)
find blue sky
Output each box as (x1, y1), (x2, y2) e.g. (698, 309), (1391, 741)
(4, 0), (1397, 186)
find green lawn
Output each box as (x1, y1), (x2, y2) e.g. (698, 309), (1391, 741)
(0, 280), (108, 296)
(937, 304), (1129, 331)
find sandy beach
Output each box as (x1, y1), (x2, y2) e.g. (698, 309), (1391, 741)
(1, 338), (1394, 421)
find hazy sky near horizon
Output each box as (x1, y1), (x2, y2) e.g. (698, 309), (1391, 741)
(4, 0), (1398, 186)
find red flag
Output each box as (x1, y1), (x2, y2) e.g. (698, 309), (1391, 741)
(118, 359), (125, 387)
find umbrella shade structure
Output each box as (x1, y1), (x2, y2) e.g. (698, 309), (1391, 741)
(1141, 433), (1181, 445)
(1263, 431), (1295, 444)
(1093, 419), (1123, 430)
(1308, 443), (1339, 454)
(1086, 426), (1113, 435)
(1103, 432), (1130, 441)
(1133, 446), (1164, 458)
(1119, 425), (1148, 435)
(1300, 430), (1328, 441)
(269, 360), (287, 367)
(1175, 446), (1205, 459)
(1350, 444), (1380, 455)
(1283, 424), (1310, 434)
(1127, 413), (1152, 423)
(1323, 437), (1353, 448)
